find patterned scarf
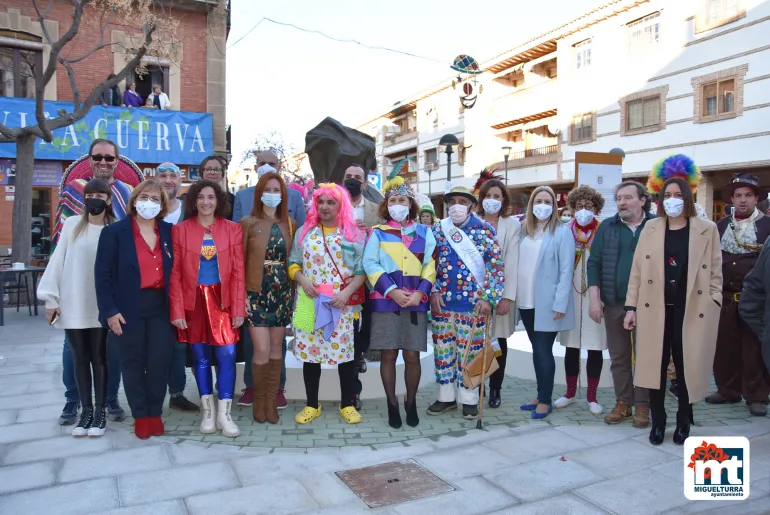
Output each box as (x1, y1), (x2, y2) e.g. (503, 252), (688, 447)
(569, 218), (599, 269)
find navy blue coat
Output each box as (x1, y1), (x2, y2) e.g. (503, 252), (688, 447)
(95, 217), (174, 327)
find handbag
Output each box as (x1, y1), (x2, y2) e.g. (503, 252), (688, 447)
(461, 316), (499, 389)
(321, 228), (365, 306)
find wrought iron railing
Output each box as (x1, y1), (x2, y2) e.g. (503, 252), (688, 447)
(510, 144), (558, 160)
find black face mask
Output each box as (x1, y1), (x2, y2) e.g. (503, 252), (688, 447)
(344, 178), (362, 198)
(85, 198), (108, 216)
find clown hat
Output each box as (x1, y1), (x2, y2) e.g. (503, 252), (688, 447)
(647, 154), (702, 194)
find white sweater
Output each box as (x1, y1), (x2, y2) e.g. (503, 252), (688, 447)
(37, 216), (104, 329)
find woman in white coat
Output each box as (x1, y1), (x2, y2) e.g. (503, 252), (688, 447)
(555, 185), (607, 415)
(517, 186), (575, 419)
(475, 173), (520, 408)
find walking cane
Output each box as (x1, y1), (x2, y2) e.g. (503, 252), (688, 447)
(476, 315), (491, 430)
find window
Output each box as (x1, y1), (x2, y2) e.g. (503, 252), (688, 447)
(424, 148), (438, 166)
(575, 39), (592, 70)
(628, 12), (660, 53)
(570, 113), (594, 144)
(0, 36), (43, 98)
(691, 64), (747, 122)
(619, 85), (668, 136)
(628, 97), (660, 130)
(696, 0), (745, 33)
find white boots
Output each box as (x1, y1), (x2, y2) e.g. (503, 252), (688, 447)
(199, 395), (217, 434)
(216, 399), (240, 437)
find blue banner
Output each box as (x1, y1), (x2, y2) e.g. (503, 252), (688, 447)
(0, 97), (213, 165)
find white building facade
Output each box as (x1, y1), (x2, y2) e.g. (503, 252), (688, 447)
(359, 0), (770, 219)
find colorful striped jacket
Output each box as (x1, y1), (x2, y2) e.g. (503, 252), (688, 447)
(363, 221), (437, 312)
(51, 179), (133, 252)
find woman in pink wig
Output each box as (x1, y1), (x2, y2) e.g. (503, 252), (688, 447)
(288, 183), (367, 424)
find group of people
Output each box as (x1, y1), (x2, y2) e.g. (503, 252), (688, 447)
(38, 142), (770, 446)
(101, 76), (171, 110)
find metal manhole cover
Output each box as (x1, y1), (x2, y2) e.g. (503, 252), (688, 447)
(335, 459), (455, 508)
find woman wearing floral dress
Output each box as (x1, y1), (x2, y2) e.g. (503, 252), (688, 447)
(240, 172), (296, 424)
(288, 183), (367, 425)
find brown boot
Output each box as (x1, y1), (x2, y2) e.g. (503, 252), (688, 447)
(265, 359), (282, 424)
(603, 401), (632, 424)
(633, 405), (650, 428)
(251, 362), (268, 423)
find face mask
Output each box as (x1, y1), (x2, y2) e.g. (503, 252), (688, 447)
(136, 200), (161, 220)
(261, 192), (282, 208)
(85, 198), (107, 216)
(388, 204), (410, 222)
(344, 178), (362, 198)
(482, 199), (502, 215)
(448, 204), (469, 224)
(560, 216), (572, 223)
(574, 209), (595, 226)
(663, 197), (684, 217)
(257, 164), (276, 178)
(532, 204), (553, 221)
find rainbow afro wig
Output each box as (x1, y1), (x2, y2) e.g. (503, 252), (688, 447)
(647, 154), (702, 194)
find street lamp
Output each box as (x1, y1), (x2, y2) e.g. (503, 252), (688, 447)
(502, 146), (512, 185)
(439, 133), (459, 191)
(609, 147), (626, 163)
(427, 163), (434, 197)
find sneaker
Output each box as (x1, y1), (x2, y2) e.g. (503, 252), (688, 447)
(107, 398), (125, 422)
(587, 401), (604, 415)
(169, 394), (200, 413)
(88, 407), (107, 437)
(553, 396), (577, 409)
(238, 387), (254, 407)
(603, 401), (632, 425)
(462, 404), (478, 420)
(58, 400), (80, 426)
(276, 390), (288, 410)
(72, 406), (93, 436)
(427, 400), (457, 415)
(668, 380), (679, 399)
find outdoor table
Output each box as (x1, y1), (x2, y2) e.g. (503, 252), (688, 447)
(0, 266), (47, 326)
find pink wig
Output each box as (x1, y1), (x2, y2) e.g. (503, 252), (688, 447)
(299, 182), (364, 243)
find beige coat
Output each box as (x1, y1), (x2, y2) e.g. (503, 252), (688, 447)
(491, 215), (521, 339)
(626, 217), (722, 402)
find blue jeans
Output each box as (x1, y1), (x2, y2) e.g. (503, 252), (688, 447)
(63, 334), (121, 402)
(168, 341), (187, 395)
(242, 326), (287, 390)
(519, 309), (557, 405)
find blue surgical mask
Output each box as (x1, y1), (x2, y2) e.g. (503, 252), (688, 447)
(261, 193), (282, 208)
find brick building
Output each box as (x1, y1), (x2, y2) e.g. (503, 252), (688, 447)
(0, 0), (229, 251)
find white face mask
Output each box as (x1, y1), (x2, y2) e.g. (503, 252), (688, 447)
(663, 197), (684, 217)
(261, 192), (282, 208)
(388, 204), (410, 223)
(448, 204), (469, 224)
(532, 203), (553, 221)
(136, 200), (161, 220)
(482, 198), (502, 215)
(574, 209), (595, 226)
(257, 164), (277, 178)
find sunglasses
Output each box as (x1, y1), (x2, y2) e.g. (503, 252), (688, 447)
(157, 165), (180, 174)
(91, 154), (116, 163)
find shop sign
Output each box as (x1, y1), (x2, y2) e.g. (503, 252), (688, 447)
(0, 159), (62, 187)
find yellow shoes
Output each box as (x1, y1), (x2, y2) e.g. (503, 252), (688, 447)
(339, 405), (362, 424)
(295, 405), (322, 424)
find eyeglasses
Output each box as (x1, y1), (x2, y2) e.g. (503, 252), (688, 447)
(91, 154), (116, 163)
(576, 202), (595, 210)
(138, 194), (162, 204)
(203, 168), (223, 173)
(157, 165), (180, 174)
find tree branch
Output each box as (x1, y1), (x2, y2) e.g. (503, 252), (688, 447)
(60, 42), (118, 64)
(31, 0), (56, 44)
(58, 58), (81, 111)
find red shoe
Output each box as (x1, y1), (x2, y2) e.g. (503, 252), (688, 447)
(134, 417), (151, 440)
(276, 390), (288, 410)
(148, 416), (164, 436)
(238, 387), (254, 406)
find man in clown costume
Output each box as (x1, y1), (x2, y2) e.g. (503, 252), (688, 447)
(429, 186), (504, 419)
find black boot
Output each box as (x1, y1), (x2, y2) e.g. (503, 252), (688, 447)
(404, 398), (419, 427)
(673, 405), (694, 445)
(387, 401), (402, 429)
(488, 389), (501, 408)
(649, 426), (665, 445)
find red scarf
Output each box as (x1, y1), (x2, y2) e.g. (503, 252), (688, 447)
(570, 218), (599, 268)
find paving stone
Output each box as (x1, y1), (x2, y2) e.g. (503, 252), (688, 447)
(494, 493), (610, 514)
(0, 409), (17, 426)
(108, 428), (167, 451)
(415, 444), (514, 481)
(230, 452), (346, 485)
(0, 478), (118, 515)
(0, 420), (62, 444)
(0, 461), (56, 495)
(0, 390), (62, 410)
(0, 364), (40, 376)
(2, 434), (112, 464)
(185, 478), (319, 515)
(14, 404), (63, 423)
(566, 439), (676, 478)
(297, 471), (361, 507)
(553, 424), (647, 446)
(482, 428), (590, 464)
(575, 469), (690, 514)
(93, 499), (189, 515)
(60, 444), (172, 483)
(118, 461), (238, 506)
(391, 476), (518, 515)
(486, 457), (606, 502)
(678, 486), (769, 514)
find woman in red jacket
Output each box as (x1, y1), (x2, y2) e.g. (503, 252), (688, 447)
(169, 180), (246, 437)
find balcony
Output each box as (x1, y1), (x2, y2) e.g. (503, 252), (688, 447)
(490, 80), (557, 129)
(509, 144), (558, 161)
(384, 128), (418, 155)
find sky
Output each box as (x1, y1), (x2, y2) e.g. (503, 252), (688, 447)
(226, 0), (610, 166)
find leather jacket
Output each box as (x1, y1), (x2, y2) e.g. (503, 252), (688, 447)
(169, 217), (245, 321)
(240, 216), (296, 293)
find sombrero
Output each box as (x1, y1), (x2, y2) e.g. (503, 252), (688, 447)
(62, 154), (144, 188)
